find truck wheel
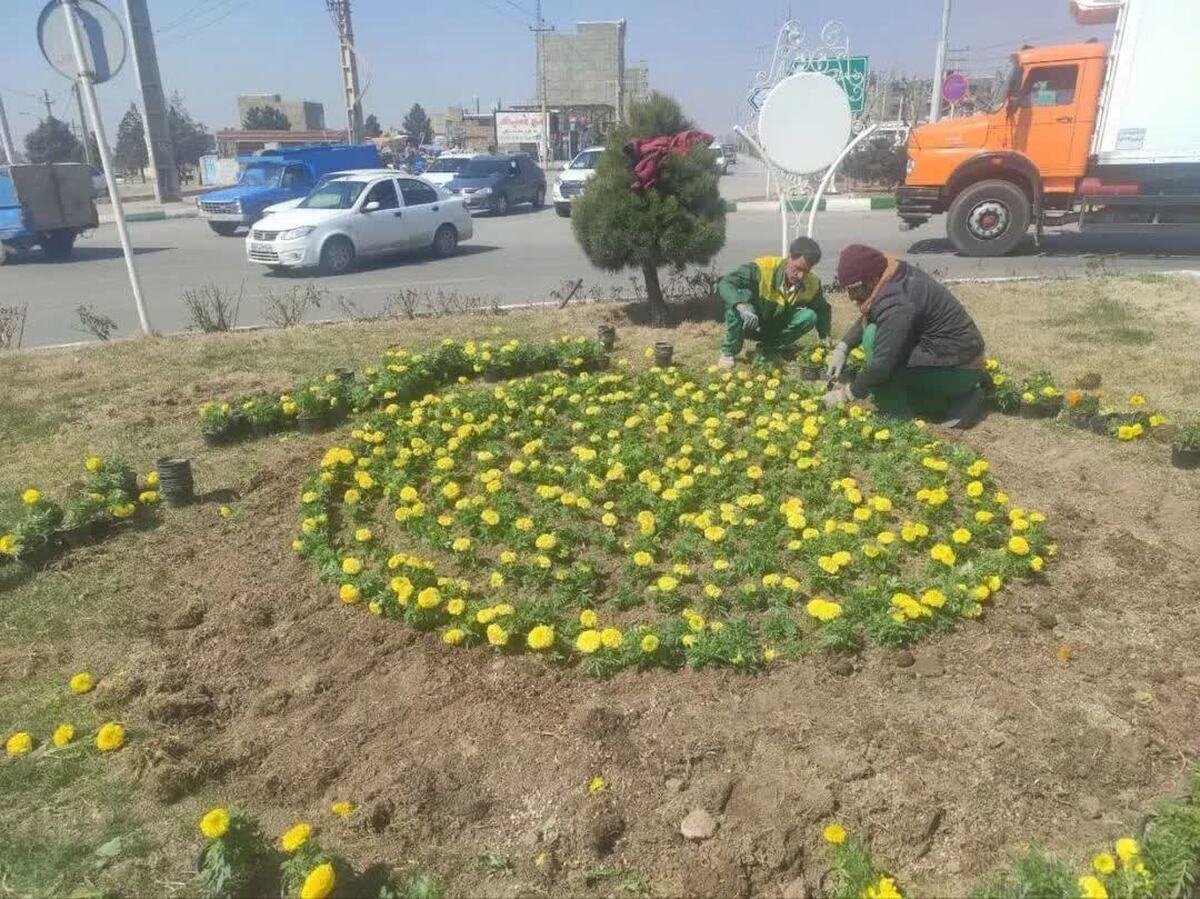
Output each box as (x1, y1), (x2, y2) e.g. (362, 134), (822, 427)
(555, 204), (571, 218)
(209, 222), (240, 237)
(946, 179), (1031, 257)
(532, 187), (545, 209)
(319, 236), (355, 275)
(42, 230), (76, 261)
(431, 224), (458, 258)
(0, 242), (8, 266)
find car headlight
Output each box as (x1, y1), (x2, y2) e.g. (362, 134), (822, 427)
(278, 226), (316, 241)
(477, 186), (493, 196)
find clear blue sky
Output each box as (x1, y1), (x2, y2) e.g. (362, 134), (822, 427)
(1, 0), (1109, 148)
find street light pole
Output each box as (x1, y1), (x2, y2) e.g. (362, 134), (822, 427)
(0, 92), (17, 164)
(60, 0), (153, 335)
(929, 0), (951, 123)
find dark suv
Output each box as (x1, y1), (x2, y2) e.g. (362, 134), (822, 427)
(446, 154), (546, 215)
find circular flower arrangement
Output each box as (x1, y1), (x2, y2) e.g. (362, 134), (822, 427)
(295, 361), (1052, 675)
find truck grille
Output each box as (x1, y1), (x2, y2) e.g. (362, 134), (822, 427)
(248, 245), (280, 263)
(200, 200), (239, 215)
(252, 229), (280, 241)
(560, 181), (585, 198)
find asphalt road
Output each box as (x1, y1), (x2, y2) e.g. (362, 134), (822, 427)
(4, 161), (1199, 348)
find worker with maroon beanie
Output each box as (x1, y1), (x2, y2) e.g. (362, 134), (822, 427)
(823, 244), (986, 428)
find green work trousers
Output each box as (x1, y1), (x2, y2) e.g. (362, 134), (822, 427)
(861, 323), (981, 419)
(722, 305), (817, 357)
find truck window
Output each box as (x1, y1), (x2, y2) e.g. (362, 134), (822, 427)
(1021, 65), (1077, 107)
(280, 165), (309, 190)
(238, 162), (284, 188)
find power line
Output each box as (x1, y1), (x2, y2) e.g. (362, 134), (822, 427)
(500, 0), (536, 17)
(468, 0), (528, 26)
(158, 0), (253, 45)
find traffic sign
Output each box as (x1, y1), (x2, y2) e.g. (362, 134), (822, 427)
(38, 0), (126, 84)
(758, 73), (853, 175)
(942, 72), (969, 104)
(789, 55), (869, 116)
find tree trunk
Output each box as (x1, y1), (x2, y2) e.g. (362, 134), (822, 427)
(642, 263), (667, 327)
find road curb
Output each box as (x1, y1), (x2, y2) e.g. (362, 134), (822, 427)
(729, 196), (895, 214)
(98, 207), (199, 225)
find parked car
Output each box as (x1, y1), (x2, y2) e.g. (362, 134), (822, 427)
(553, 146), (603, 217)
(423, 153), (478, 189)
(1, 163), (98, 264)
(710, 141), (728, 175)
(447, 154), (546, 215)
(246, 172), (472, 275)
(197, 144), (380, 236)
(722, 143), (738, 165)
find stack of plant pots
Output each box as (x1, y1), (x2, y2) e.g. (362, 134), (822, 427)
(653, 342), (674, 367)
(157, 458), (195, 507)
(597, 325), (617, 351)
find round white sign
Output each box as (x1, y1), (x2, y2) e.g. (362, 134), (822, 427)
(757, 72), (852, 175)
(38, 0), (127, 85)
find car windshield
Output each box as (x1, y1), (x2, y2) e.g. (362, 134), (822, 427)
(238, 162), (284, 188)
(427, 157), (472, 173)
(299, 179), (366, 210)
(460, 159), (508, 177)
(991, 58), (1022, 112)
(569, 150), (601, 170)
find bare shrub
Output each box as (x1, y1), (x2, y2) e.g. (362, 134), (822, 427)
(260, 283), (326, 328)
(0, 304), (28, 350)
(75, 304), (118, 341)
(182, 282), (243, 332)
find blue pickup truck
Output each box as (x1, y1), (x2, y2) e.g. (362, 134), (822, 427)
(0, 163), (98, 264)
(195, 144), (381, 236)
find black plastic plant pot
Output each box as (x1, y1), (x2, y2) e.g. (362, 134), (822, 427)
(1020, 400), (1059, 420)
(249, 421), (276, 438)
(334, 367), (355, 385)
(799, 363), (825, 381)
(56, 520), (102, 549)
(1067, 413), (1095, 431)
(296, 415), (325, 435)
(156, 457), (195, 507)
(201, 428), (234, 447)
(483, 366), (502, 383)
(597, 325), (616, 351)
(838, 368), (856, 385)
(653, 342), (674, 367)
(1171, 446), (1200, 470)
(1090, 414), (1115, 436)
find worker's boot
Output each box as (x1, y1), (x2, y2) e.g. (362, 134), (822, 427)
(945, 385), (986, 430)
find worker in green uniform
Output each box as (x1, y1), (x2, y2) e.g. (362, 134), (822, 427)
(716, 236), (832, 369)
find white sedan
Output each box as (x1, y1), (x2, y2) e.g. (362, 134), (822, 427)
(246, 172), (472, 275)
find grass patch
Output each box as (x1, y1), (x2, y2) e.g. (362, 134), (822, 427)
(1044, 291), (1156, 347)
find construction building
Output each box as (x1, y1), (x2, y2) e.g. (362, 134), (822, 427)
(236, 94), (326, 132)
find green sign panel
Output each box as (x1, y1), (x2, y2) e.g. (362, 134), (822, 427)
(789, 55), (869, 115)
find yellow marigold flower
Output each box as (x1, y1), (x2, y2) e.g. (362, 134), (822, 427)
(52, 723), (75, 748)
(535, 533), (557, 550)
(931, 543), (957, 566)
(354, 527), (372, 543)
(70, 672), (95, 694)
(341, 557), (363, 575)
(822, 823), (847, 845)
(831, 550), (852, 567)
(1030, 555), (1045, 573)
(704, 525), (726, 542)
(656, 575), (679, 591)
(300, 861), (336, 899)
(579, 609), (598, 628)
(1078, 876), (1108, 899)
(486, 623), (509, 646)
(576, 629), (602, 653)
(601, 512), (618, 527)
(331, 801), (354, 818)
(632, 551), (653, 567)
(640, 633), (660, 653)
(84, 456), (103, 472)
(966, 480), (984, 498)
(1129, 394), (1146, 406)
(527, 625), (555, 650)
(637, 510), (656, 534)
(873, 429), (890, 441)
(443, 628), (465, 646)
(515, 517), (534, 531)
(200, 807), (230, 839)
(280, 822), (312, 853)
(952, 528), (972, 545)
(588, 775), (607, 795)
(6, 731), (33, 757)
(0, 534), (14, 555)
(95, 722), (125, 752)
(339, 584), (360, 603)
(417, 587), (441, 609)
(600, 627), (624, 649)
(921, 589), (947, 608)
(22, 488), (41, 505)
(451, 537), (472, 552)
(975, 510), (995, 524)
(863, 876), (903, 899)
(217, 505), (233, 519)
(806, 598), (843, 622)
(1093, 853), (1116, 875)
(343, 488), (361, 505)
(1008, 535), (1031, 556)
(1114, 838), (1139, 864)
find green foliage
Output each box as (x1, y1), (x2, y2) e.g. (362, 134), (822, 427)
(243, 105), (291, 130)
(195, 810), (267, 899)
(23, 116), (83, 164)
(1174, 420), (1200, 451)
(571, 93), (725, 324)
(969, 849), (1078, 899)
(168, 93), (215, 166)
(842, 137), (907, 187)
(364, 113), (383, 138)
(402, 104), (433, 146)
(827, 836), (889, 899)
(114, 104), (148, 174)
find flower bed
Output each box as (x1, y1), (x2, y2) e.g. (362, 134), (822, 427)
(198, 337), (612, 444)
(294, 356), (1053, 675)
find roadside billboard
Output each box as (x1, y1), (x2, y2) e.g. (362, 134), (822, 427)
(496, 111), (548, 145)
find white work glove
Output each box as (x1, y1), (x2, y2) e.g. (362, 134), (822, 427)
(716, 354), (735, 370)
(822, 384), (854, 410)
(736, 304), (759, 332)
(825, 341), (850, 381)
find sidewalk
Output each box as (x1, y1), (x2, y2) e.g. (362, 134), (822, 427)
(97, 198), (199, 225)
(728, 195), (896, 213)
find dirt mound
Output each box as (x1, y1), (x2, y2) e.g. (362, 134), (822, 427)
(114, 419), (1200, 897)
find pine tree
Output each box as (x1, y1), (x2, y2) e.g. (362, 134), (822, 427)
(402, 104), (433, 146)
(168, 93), (214, 167)
(363, 113), (383, 138)
(571, 93), (726, 326)
(243, 105), (290, 130)
(23, 116), (83, 164)
(113, 104), (148, 174)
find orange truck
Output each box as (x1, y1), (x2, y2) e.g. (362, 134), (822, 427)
(896, 0), (1200, 256)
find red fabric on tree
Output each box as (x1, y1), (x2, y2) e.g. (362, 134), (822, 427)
(626, 130), (714, 191)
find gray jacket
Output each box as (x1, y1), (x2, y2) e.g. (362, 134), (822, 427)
(842, 262), (985, 398)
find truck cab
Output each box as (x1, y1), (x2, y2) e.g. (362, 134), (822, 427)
(196, 144), (381, 236)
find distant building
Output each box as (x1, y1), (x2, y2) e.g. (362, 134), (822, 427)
(236, 94), (326, 132)
(215, 129), (347, 157)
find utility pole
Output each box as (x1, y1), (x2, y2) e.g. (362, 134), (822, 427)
(327, 0), (363, 144)
(40, 89), (56, 120)
(72, 82), (93, 166)
(531, 0), (554, 164)
(0, 92), (16, 164)
(929, 0), (951, 122)
(123, 0), (179, 201)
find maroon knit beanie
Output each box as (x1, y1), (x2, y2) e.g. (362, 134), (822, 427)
(837, 244), (888, 287)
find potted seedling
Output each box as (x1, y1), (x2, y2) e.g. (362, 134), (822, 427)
(597, 324), (616, 351)
(1019, 372), (1064, 419)
(1171, 420), (1200, 470)
(57, 492), (109, 548)
(985, 371), (1021, 414)
(199, 401), (238, 446)
(800, 345), (827, 380)
(10, 492), (64, 565)
(243, 396), (284, 438)
(1065, 391), (1101, 430)
(294, 385), (332, 434)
